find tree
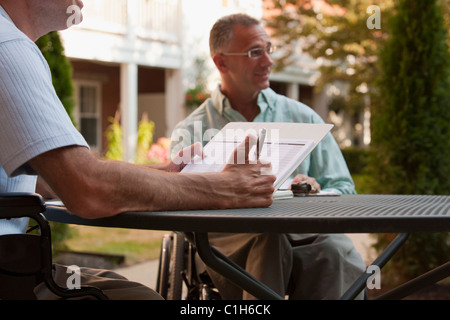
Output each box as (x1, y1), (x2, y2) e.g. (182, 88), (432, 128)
(36, 31), (76, 125)
(265, 0), (392, 117)
(369, 0), (450, 286)
(370, 0), (450, 195)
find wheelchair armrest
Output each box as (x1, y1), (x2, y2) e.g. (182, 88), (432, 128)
(0, 193), (46, 219)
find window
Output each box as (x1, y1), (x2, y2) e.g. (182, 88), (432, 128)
(74, 81), (102, 152)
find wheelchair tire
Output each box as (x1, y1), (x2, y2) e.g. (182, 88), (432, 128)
(167, 232), (185, 300)
(156, 234), (171, 298)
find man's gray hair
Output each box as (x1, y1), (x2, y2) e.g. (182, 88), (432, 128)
(209, 13), (260, 57)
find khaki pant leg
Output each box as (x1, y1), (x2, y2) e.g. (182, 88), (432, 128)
(206, 233), (292, 300)
(287, 233), (366, 300)
(34, 263), (163, 300)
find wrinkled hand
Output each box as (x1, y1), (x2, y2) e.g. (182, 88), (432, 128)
(221, 135), (276, 208)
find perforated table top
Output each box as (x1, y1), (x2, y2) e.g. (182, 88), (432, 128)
(45, 194), (450, 233)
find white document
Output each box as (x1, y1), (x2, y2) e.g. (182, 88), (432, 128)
(180, 122), (333, 191)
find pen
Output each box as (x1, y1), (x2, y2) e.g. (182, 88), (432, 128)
(256, 128), (266, 160)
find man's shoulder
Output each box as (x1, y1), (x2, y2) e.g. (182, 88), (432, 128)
(262, 88), (316, 113)
(262, 88), (307, 105)
(0, 16), (28, 44)
(183, 103), (209, 122)
(178, 99), (221, 125)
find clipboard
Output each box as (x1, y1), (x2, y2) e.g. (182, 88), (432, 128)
(181, 122), (333, 191)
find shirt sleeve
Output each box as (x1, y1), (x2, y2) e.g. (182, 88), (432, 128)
(307, 132), (356, 194)
(0, 38), (88, 177)
(276, 96), (356, 195)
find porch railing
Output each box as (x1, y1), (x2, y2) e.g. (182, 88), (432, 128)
(78, 0), (181, 44)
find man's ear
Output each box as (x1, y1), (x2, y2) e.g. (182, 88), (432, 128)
(212, 54), (228, 73)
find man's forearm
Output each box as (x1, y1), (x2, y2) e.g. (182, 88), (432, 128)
(29, 145), (275, 219)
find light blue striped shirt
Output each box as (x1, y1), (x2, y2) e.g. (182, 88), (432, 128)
(0, 6), (88, 234)
(171, 85), (356, 195)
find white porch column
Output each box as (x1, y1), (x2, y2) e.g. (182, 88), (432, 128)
(165, 68), (184, 137)
(312, 89), (329, 121)
(287, 83), (299, 101)
(120, 63), (138, 162)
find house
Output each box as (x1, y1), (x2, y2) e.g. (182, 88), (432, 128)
(60, 0), (331, 162)
(60, 0), (185, 161)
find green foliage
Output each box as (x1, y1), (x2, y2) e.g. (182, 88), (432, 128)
(372, 233), (450, 286)
(341, 147), (373, 193)
(265, 0), (393, 115)
(135, 113), (155, 164)
(104, 112), (168, 165)
(341, 147), (371, 174)
(185, 84), (210, 115)
(104, 111), (123, 161)
(48, 222), (75, 256)
(36, 31), (76, 125)
(185, 85), (210, 108)
(351, 173), (373, 194)
(368, 0), (450, 287)
(185, 57), (211, 114)
(369, 0), (450, 195)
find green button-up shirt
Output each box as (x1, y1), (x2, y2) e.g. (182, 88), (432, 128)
(171, 85), (356, 194)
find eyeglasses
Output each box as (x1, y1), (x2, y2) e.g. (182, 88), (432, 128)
(222, 45), (276, 60)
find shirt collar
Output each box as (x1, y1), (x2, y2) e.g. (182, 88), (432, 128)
(211, 85), (275, 118)
(0, 5), (13, 23)
(210, 85), (227, 116)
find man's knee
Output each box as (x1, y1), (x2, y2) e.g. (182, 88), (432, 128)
(253, 233), (290, 249)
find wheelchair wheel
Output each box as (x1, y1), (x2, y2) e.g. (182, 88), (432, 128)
(167, 232), (185, 300)
(156, 232), (185, 300)
(156, 234), (171, 298)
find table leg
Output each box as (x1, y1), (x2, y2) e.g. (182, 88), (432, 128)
(341, 233), (410, 300)
(375, 261), (450, 300)
(193, 232), (284, 300)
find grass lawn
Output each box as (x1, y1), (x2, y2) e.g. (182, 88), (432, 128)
(62, 225), (169, 265)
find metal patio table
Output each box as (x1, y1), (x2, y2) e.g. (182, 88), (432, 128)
(44, 194), (450, 300)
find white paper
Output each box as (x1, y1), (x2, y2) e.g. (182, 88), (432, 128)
(181, 137), (314, 191)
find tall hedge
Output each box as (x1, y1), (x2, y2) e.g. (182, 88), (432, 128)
(36, 31), (76, 125)
(370, 0), (450, 195)
(368, 0), (450, 286)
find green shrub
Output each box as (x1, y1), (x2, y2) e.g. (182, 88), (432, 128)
(368, 0), (450, 288)
(369, 0), (450, 195)
(36, 31), (76, 125)
(341, 147), (371, 175)
(104, 112), (123, 161)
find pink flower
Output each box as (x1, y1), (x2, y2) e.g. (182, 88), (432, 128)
(146, 137), (171, 164)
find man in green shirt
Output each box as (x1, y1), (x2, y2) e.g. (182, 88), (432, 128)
(171, 13), (366, 299)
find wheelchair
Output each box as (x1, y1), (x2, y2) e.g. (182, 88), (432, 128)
(156, 231), (221, 300)
(0, 192), (108, 300)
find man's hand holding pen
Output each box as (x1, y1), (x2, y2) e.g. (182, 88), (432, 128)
(222, 133), (275, 208)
